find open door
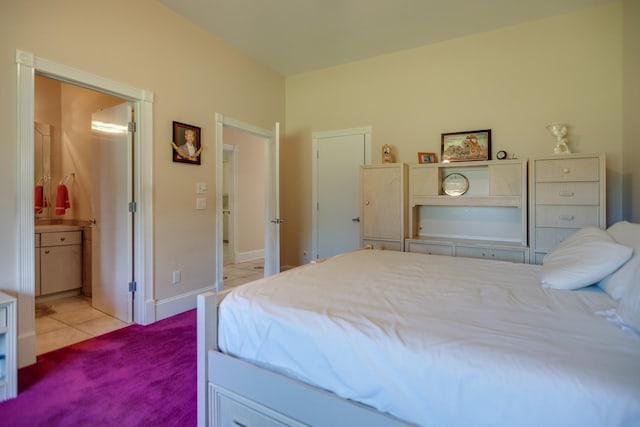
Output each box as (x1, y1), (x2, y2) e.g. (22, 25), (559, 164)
(91, 102), (133, 322)
(264, 122), (281, 276)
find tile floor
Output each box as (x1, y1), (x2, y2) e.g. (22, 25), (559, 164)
(223, 258), (265, 288)
(35, 295), (129, 355)
(34, 246), (263, 355)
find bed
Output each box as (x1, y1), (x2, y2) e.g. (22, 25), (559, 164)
(197, 224), (640, 427)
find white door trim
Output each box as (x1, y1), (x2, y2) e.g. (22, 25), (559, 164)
(311, 127), (372, 261)
(223, 144), (238, 265)
(15, 49), (154, 367)
(215, 114), (274, 290)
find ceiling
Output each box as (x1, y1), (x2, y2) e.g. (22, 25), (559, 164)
(159, 0), (617, 76)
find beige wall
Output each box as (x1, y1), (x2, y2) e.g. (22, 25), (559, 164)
(283, 3), (627, 266)
(0, 1), (284, 305)
(623, 0), (640, 222)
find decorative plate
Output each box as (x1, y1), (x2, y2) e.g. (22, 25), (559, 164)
(442, 173), (469, 196)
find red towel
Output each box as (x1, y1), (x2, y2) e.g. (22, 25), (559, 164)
(55, 184), (70, 215)
(34, 185), (44, 214)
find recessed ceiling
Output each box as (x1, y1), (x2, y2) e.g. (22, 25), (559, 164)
(159, 0), (617, 76)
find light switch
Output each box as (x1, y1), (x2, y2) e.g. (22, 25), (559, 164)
(196, 182), (207, 194)
(196, 198), (207, 210)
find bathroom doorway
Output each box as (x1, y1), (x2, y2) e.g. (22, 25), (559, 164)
(16, 50), (153, 367)
(33, 76), (132, 354)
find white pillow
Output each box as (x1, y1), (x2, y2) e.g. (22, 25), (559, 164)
(599, 222), (640, 300)
(617, 264), (640, 334)
(606, 221), (640, 250)
(540, 227), (633, 290)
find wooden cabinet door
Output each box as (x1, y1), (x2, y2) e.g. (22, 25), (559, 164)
(362, 166), (402, 240)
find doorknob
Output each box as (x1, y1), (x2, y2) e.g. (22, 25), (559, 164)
(352, 217), (360, 222)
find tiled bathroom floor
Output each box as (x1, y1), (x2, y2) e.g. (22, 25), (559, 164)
(35, 295), (129, 355)
(223, 258), (265, 288)
(35, 252), (265, 355)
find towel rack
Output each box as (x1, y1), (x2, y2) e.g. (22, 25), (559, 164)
(36, 175), (50, 185)
(59, 172), (75, 185)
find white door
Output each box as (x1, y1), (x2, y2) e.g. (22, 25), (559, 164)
(91, 103), (133, 322)
(315, 132), (368, 259)
(264, 122), (280, 276)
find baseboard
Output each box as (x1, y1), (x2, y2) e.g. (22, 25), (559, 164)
(17, 331), (36, 368)
(234, 249), (264, 263)
(154, 285), (216, 321)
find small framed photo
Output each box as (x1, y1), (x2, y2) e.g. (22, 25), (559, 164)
(441, 129), (491, 162)
(172, 121), (202, 165)
(418, 152), (437, 164)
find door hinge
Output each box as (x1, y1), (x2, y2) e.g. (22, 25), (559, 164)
(129, 281), (137, 292)
(129, 202), (137, 213)
(128, 121), (137, 133)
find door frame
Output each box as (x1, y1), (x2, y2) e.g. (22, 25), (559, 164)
(15, 49), (154, 367)
(310, 127), (372, 261)
(222, 144), (238, 265)
(215, 113), (277, 290)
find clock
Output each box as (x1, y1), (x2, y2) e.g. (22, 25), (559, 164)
(496, 150), (507, 160)
(442, 173), (469, 196)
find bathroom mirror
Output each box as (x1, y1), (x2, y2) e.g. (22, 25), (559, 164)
(34, 122), (51, 219)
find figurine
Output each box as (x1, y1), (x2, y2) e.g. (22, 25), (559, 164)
(546, 123), (572, 154)
(382, 144), (393, 163)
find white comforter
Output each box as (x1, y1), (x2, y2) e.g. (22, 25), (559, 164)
(218, 249), (640, 427)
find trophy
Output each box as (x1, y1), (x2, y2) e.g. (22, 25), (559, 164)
(546, 123), (571, 154)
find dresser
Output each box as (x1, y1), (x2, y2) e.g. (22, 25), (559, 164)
(0, 291), (17, 401)
(360, 163), (408, 251)
(529, 153), (606, 264)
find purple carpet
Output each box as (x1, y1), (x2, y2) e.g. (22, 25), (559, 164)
(0, 309), (196, 426)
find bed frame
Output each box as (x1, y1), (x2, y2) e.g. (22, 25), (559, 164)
(197, 291), (413, 427)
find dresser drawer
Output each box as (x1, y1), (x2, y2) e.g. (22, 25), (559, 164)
(535, 205), (600, 228)
(40, 231), (82, 247)
(534, 157), (600, 182)
(406, 241), (453, 256)
(455, 246), (527, 263)
(535, 227), (580, 252)
(362, 239), (403, 251)
(535, 182), (599, 205)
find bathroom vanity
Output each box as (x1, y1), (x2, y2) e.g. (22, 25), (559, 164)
(35, 224), (83, 297)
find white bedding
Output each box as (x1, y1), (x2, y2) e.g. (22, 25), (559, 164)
(218, 249), (640, 427)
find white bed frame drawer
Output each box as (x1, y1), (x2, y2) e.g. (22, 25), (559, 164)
(0, 306), (6, 328)
(535, 205), (599, 228)
(534, 157), (599, 182)
(534, 182), (599, 205)
(213, 387), (306, 427)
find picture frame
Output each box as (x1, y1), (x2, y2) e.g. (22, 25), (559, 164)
(441, 129), (491, 162)
(172, 121), (202, 165)
(418, 152), (437, 164)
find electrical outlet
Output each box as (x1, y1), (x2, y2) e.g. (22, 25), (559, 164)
(172, 270), (181, 284)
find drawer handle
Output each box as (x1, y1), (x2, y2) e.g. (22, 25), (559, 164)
(44, 250), (50, 255)
(558, 191), (574, 197)
(60, 237), (66, 242)
(559, 214), (575, 221)
(232, 420), (248, 427)
(562, 168), (570, 174)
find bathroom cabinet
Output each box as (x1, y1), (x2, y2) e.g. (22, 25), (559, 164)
(0, 291), (17, 401)
(36, 228), (83, 296)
